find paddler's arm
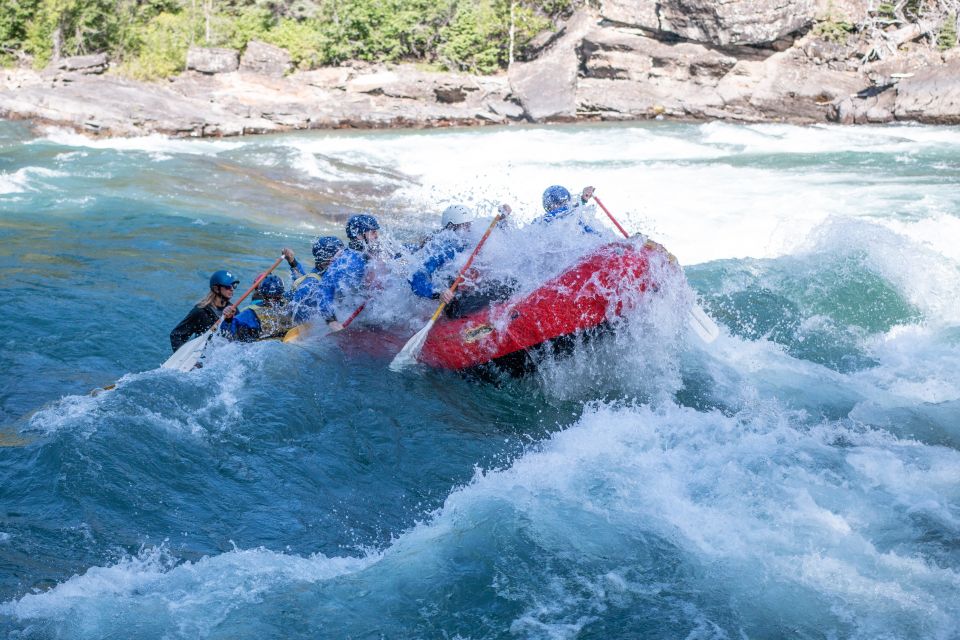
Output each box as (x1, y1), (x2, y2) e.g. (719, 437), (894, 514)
(283, 247), (305, 280)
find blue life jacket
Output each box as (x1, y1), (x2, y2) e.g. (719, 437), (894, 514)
(409, 230), (467, 299)
(293, 248), (367, 323)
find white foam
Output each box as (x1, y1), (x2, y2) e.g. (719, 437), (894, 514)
(34, 127), (245, 155)
(2, 544), (375, 633)
(0, 166), (66, 194)
(856, 324), (960, 405)
(6, 395), (959, 635)
(255, 123), (960, 269)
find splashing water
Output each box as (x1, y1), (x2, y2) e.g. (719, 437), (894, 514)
(1, 119), (959, 639)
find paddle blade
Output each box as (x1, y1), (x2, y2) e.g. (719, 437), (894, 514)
(282, 322), (314, 343)
(389, 319), (435, 372)
(161, 332), (210, 372)
(687, 304), (720, 344)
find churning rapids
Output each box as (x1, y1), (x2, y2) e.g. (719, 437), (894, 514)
(1, 120), (959, 639)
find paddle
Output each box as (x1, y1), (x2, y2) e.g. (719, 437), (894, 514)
(591, 195), (721, 344)
(160, 256), (285, 373)
(390, 213), (504, 371)
(281, 300), (367, 343)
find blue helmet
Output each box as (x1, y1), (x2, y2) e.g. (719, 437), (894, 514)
(542, 185), (571, 213)
(312, 235), (344, 263)
(345, 214), (380, 240)
(256, 274), (284, 298)
(209, 269), (239, 288)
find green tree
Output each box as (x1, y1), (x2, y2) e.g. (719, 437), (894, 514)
(938, 12), (957, 50)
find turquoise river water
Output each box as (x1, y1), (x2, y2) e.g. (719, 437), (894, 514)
(1, 119), (959, 639)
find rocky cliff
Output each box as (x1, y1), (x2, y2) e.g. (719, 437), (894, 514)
(1, 1), (957, 137)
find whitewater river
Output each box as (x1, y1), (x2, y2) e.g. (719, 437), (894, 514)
(1, 119), (958, 639)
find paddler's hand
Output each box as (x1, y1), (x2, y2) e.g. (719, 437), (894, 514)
(282, 247), (296, 266)
(439, 289), (455, 304)
(222, 305), (237, 321)
(498, 204), (512, 217)
(327, 320), (344, 332)
(580, 186), (595, 203)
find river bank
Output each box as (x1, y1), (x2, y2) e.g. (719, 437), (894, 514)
(2, 5), (960, 138)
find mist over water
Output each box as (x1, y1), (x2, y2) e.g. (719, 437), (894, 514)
(1, 119), (958, 639)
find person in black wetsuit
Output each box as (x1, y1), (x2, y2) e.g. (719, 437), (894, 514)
(169, 269), (239, 352)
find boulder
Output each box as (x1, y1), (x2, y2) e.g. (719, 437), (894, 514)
(486, 99), (525, 119)
(894, 60), (960, 124)
(240, 41), (292, 77)
(600, 0), (817, 47)
(51, 53), (109, 74)
(832, 85), (896, 124)
(508, 9), (598, 121)
(186, 47), (239, 75)
(293, 67), (355, 90)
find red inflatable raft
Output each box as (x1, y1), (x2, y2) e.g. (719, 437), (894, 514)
(417, 239), (671, 375)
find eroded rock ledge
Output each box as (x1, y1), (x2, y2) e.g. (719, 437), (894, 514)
(1, 1), (958, 138)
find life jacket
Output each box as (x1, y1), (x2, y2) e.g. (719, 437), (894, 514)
(293, 272), (322, 290)
(246, 302), (295, 339)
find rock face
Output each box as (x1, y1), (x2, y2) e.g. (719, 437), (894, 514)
(600, 0), (817, 46)
(0, 62), (522, 137)
(186, 47), (239, 74)
(894, 60), (960, 124)
(508, 10), (598, 121)
(572, 21), (860, 123)
(0, 2), (957, 137)
(49, 53), (109, 74)
(240, 41), (292, 77)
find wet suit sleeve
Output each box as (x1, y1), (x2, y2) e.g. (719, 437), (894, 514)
(409, 239), (458, 299)
(289, 259), (306, 280)
(170, 305), (217, 352)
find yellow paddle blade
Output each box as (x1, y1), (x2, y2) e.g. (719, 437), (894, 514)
(282, 322), (314, 343)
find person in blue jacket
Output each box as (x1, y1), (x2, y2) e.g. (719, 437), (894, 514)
(410, 204), (519, 319)
(290, 235), (345, 324)
(294, 214), (381, 331)
(220, 275), (295, 341)
(409, 204), (475, 304)
(536, 184), (596, 233)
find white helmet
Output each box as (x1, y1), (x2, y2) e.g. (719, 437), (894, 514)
(441, 204), (474, 227)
